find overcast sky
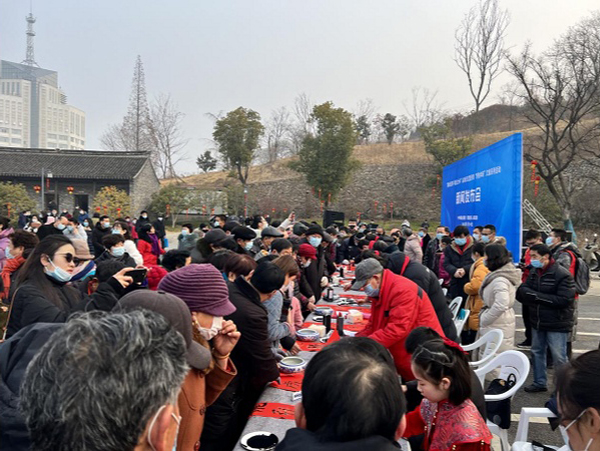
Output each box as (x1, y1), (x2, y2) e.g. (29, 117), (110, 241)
(1, 0), (598, 174)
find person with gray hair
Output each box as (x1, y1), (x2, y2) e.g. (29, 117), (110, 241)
(20, 310), (189, 451)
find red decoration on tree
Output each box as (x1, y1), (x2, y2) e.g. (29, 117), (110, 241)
(96, 206), (101, 212)
(116, 207), (122, 217)
(534, 176), (541, 197)
(531, 160), (538, 182)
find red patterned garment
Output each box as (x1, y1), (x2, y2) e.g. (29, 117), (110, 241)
(404, 398), (492, 451)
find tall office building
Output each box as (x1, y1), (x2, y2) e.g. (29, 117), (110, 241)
(0, 12), (86, 149)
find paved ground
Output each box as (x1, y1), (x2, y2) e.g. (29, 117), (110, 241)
(505, 275), (600, 447)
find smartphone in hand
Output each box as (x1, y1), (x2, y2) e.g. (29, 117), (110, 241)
(125, 268), (148, 285)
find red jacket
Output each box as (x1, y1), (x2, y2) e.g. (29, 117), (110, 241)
(137, 239), (165, 267)
(357, 269), (445, 380)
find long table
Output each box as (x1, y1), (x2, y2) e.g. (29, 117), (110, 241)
(232, 275), (372, 450)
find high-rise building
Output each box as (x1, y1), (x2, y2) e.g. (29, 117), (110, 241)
(0, 12), (85, 150)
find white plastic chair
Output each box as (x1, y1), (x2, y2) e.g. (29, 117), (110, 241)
(512, 407), (568, 451)
(454, 308), (469, 336)
(442, 287), (448, 296)
(474, 350), (531, 451)
(462, 329), (504, 368)
(448, 296), (462, 320)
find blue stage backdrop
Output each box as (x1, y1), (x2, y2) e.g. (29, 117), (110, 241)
(441, 133), (523, 261)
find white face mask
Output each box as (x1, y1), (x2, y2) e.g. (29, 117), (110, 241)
(196, 316), (223, 341)
(302, 260), (311, 268)
(147, 405), (180, 451)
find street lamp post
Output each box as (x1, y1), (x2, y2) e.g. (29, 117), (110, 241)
(40, 167), (45, 213)
(243, 186), (248, 218)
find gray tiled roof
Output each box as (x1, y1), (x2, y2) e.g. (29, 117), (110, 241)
(0, 147), (151, 180)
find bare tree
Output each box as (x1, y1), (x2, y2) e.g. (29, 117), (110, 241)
(101, 55), (154, 152)
(455, 0), (510, 112)
(506, 12), (600, 227)
(403, 87), (445, 132)
(148, 94), (188, 179)
(265, 107), (292, 163)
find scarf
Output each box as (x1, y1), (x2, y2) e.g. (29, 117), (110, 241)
(420, 398), (491, 450)
(1, 256), (25, 300)
(148, 233), (161, 256)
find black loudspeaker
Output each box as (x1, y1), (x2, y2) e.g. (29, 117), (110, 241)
(323, 210), (345, 228)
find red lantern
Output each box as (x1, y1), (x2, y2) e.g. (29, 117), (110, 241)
(374, 201), (379, 212)
(116, 208), (122, 218)
(33, 185), (41, 194)
(534, 176), (541, 197)
(211, 208), (215, 216)
(46, 178), (50, 189)
(66, 186), (74, 195)
(202, 205), (207, 215)
(103, 205), (108, 215)
(96, 206), (101, 213)
(531, 160), (538, 182)
(166, 204), (171, 216)
(357, 212), (361, 222)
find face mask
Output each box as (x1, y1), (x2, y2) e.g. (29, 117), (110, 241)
(531, 259), (543, 269)
(473, 233), (481, 241)
(436, 233), (444, 240)
(213, 221), (220, 228)
(67, 225), (74, 232)
(244, 241), (254, 251)
(481, 235), (490, 244)
(142, 214), (148, 219)
(364, 283), (380, 298)
(418, 231), (425, 238)
(455, 237), (467, 246)
(196, 316), (223, 341)
(111, 247), (125, 257)
(308, 236), (322, 248)
(181, 229), (189, 236)
(79, 210), (84, 215)
(5, 247), (15, 259)
(112, 228), (121, 235)
(44, 258), (73, 283)
(83, 221), (89, 227)
(102, 222), (110, 229)
(158, 217), (163, 221)
(302, 260), (311, 268)
(147, 405), (180, 451)
(546, 236), (555, 247)
(560, 408), (594, 451)
(56, 223), (66, 231)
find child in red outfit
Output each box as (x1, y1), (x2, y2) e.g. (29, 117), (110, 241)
(403, 338), (491, 451)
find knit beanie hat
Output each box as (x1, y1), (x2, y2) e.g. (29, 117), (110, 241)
(158, 264), (236, 316)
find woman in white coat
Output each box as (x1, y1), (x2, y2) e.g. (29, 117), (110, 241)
(478, 243), (522, 356)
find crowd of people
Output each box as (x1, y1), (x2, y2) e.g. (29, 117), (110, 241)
(0, 207), (594, 451)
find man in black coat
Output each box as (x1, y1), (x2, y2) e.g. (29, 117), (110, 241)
(91, 215), (112, 258)
(36, 216), (69, 241)
(442, 225), (473, 304)
(152, 216), (167, 248)
(423, 226), (450, 272)
(371, 244), (458, 342)
(518, 244), (576, 393)
(232, 225), (257, 255)
(201, 261), (284, 451)
(301, 225), (328, 302)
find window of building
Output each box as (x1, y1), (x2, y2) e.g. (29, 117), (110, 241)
(11, 138), (21, 144)
(0, 137), (9, 142)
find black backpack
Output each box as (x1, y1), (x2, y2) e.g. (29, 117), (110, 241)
(485, 373), (516, 429)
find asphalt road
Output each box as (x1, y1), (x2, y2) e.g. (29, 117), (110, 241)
(505, 275), (600, 448)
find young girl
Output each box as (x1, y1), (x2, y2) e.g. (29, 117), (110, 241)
(404, 338), (492, 450)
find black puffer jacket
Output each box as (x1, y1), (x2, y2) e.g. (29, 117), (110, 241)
(385, 251), (458, 341)
(276, 428), (401, 451)
(300, 240), (327, 302)
(7, 276), (124, 338)
(0, 323), (64, 451)
(517, 259), (576, 332)
(443, 238), (474, 301)
(91, 222), (111, 258)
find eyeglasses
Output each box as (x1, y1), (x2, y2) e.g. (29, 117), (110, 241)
(54, 253), (89, 266)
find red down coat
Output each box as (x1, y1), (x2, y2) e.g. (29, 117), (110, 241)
(357, 269), (445, 380)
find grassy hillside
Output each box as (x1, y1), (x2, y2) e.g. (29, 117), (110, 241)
(165, 127), (534, 189)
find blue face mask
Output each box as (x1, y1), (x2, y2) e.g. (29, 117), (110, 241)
(545, 237), (554, 247)
(531, 259), (544, 269)
(436, 233), (444, 241)
(364, 283), (380, 298)
(111, 247), (125, 257)
(45, 258), (73, 283)
(102, 222), (111, 229)
(5, 247), (15, 259)
(213, 221), (220, 228)
(455, 237), (467, 246)
(309, 236), (322, 248)
(181, 229), (189, 236)
(244, 241), (254, 251)
(56, 223), (66, 231)
(418, 231), (425, 238)
(481, 235), (490, 244)
(112, 229), (121, 235)
(67, 225), (74, 232)
(473, 232), (481, 241)
(83, 221), (89, 227)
